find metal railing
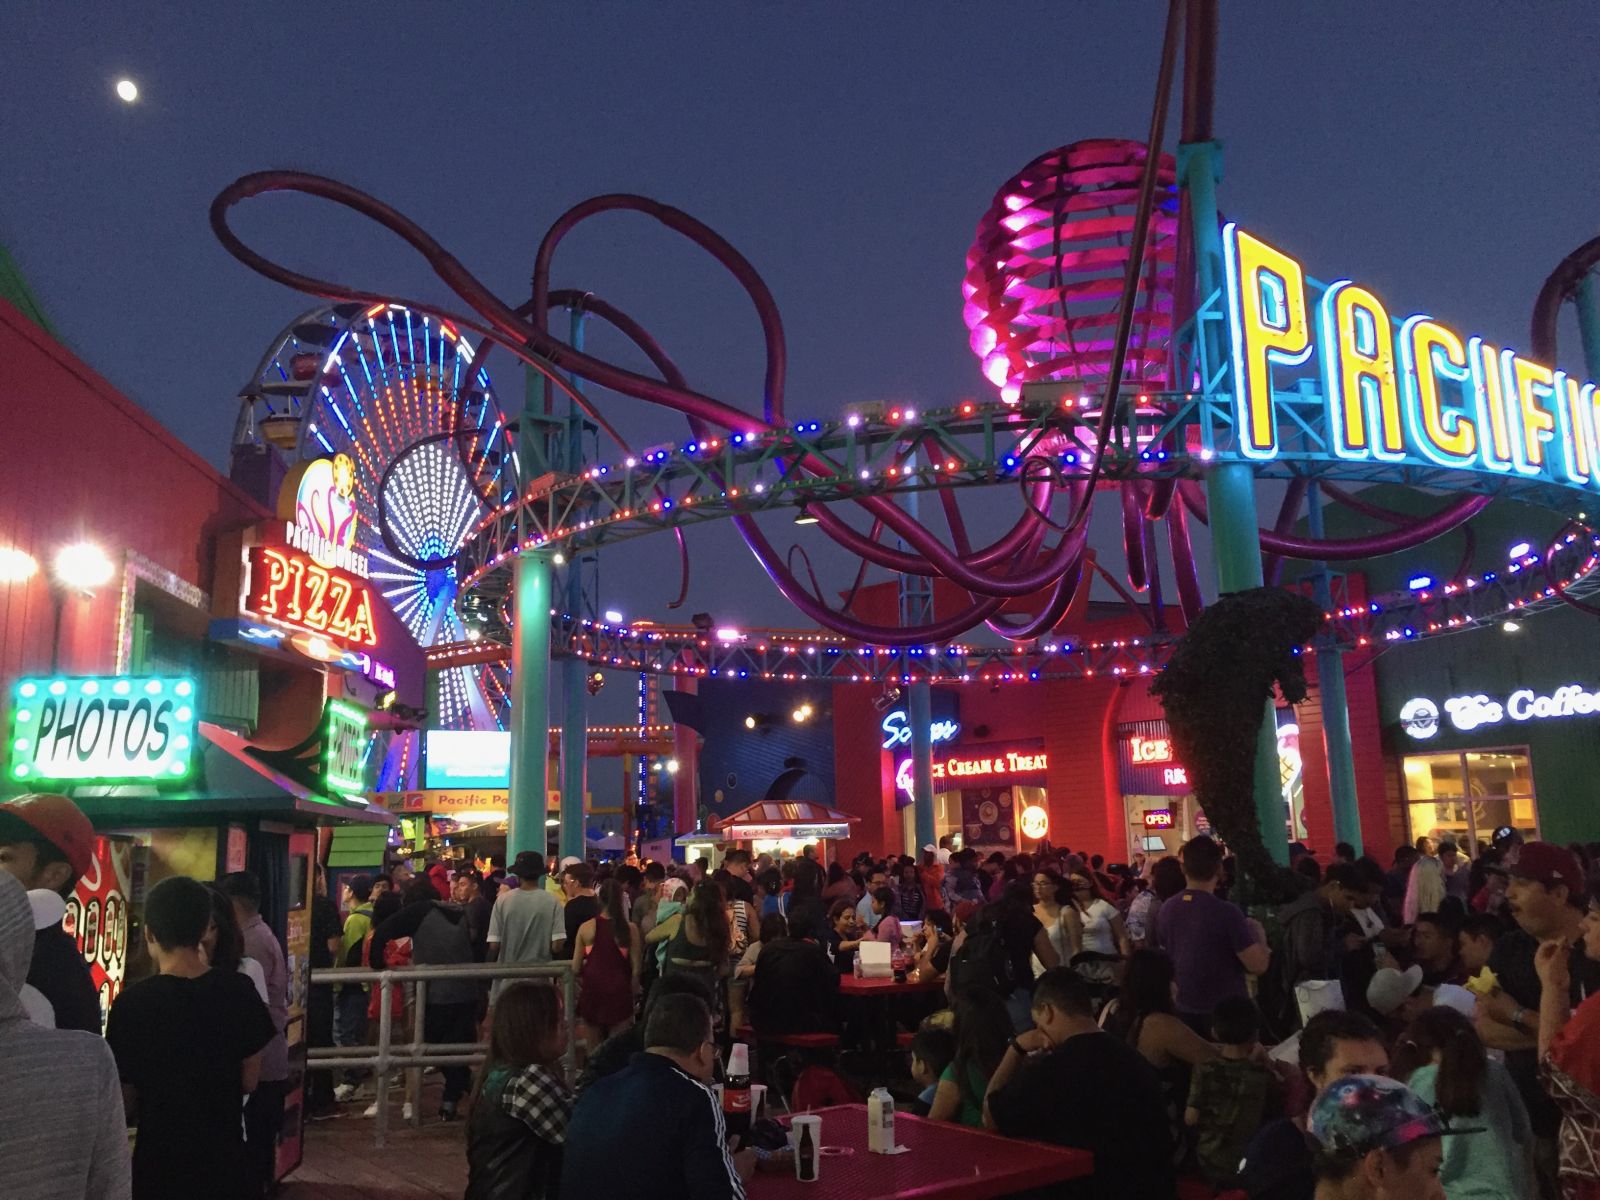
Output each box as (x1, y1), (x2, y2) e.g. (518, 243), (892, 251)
(309, 962), (577, 1147)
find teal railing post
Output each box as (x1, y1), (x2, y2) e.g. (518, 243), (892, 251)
(1181, 137), (1289, 867)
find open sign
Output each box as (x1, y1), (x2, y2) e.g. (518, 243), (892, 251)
(1143, 809), (1174, 830)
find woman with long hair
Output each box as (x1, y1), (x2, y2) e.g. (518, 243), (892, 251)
(1031, 869), (1069, 972)
(1061, 868), (1130, 959)
(570, 879), (642, 1048)
(465, 982), (571, 1200)
(1393, 1005), (1532, 1198)
(1105, 949), (1216, 1165)
(928, 988), (1012, 1127)
(202, 884), (267, 1001)
(659, 881), (732, 1017)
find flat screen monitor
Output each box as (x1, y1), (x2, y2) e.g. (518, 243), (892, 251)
(424, 730), (511, 789)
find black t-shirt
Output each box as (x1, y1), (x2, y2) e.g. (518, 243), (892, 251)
(107, 969), (275, 1199)
(564, 895), (600, 947)
(750, 938), (839, 1035)
(988, 1030), (1176, 1200)
(1488, 927), (1600, 1138)
(310, 894), (341, 970)
(998, 907), (1045, 992)
(31, 923), (102, 1033)
(1236, 1116), (1313, 1200)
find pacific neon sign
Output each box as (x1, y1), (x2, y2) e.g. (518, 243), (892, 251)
(1224, 224), (1600, 491)
(243, 544), (378, 650)
(1402, 683), (1600, 738)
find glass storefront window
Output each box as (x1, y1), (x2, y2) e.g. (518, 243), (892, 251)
(1402, 747), (1538, 853)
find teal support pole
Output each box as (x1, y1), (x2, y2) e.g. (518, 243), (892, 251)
(909, 683), (937, 853)
(508, 364), (554, 859)
(1576, 275), (1600, 380)
(1184, 137), (1289, 867)
(1306, 486), (1362, 853)
(897, 451), (938, 855)
(558, 307), (589, 863)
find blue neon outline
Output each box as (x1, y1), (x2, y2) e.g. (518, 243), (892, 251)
(1501, 349), (1554, 479)
(1467, 338), (1513, 474)
(1222, 224), (1312, 461)
(1548, 372), (1594, 487)
(1397, 315), (1476, 469)
(1319, 281), (1407, 464)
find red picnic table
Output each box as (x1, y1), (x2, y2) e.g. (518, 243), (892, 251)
(749, 1104), (1093, 1200)
(837, 974), (944, 996)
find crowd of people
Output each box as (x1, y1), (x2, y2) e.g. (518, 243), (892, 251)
(2, 786), (1600, 1200)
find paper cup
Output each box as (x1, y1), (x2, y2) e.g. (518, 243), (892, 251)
(791, 1114), (822, 1180)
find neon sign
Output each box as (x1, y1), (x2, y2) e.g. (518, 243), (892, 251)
(8, 676), (197, 783)
(880, 709), (961, 750)
(1128, 735), (1173, 764)
(1402, 683), (1600, 738)
(243, 544), (378, 650)
(1223, 224), (1600, 492)
(324, 700), (369, 794)
(290, 455), (359, 554)
(1144, 809), (1174, 829)
(896, 744), (1048, 795)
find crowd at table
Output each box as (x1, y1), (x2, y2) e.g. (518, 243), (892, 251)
(2, 787), (1600, 1200)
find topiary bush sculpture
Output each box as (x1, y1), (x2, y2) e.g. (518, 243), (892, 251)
(1151, 586), (1326, 901)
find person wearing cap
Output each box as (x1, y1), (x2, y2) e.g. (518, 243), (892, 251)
(1477, 842), (1600, 1198)
(0, 793), (101, 1033)
(487, 851), (561, 1004)
(1306, 1074), (1470, 1199)
(0, 869), (133, 1199)
(1367, 965), (1477, 1029)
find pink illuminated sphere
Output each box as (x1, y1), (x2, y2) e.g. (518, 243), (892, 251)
(963, 139), (1178, 402)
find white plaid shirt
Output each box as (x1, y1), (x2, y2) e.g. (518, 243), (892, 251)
(499, 1063), (574, 1144)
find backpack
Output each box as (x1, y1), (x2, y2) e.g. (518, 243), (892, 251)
(950, 914), (1018, 998)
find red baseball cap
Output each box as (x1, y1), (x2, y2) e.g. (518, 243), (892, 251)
(0, 793), (95, 880)
(1508, 842), (1585, 900)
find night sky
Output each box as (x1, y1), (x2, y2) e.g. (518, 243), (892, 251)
(5, 3), (1600, 745)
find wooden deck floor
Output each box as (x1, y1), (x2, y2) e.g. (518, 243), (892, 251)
(280, 1082), (466, 1200)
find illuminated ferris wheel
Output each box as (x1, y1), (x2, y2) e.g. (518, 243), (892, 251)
(235, 302), (515, 731)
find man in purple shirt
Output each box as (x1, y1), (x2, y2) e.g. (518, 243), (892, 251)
(1154, 836), (1270, 1033)
(220, 871), (289, 1197)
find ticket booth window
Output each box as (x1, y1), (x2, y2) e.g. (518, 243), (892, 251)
(1401, 747), (1538, 851)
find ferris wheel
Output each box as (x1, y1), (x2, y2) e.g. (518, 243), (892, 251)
(235, 301), (515, 731)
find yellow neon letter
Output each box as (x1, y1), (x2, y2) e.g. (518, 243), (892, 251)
(1222, 225), (1310, 459)
(1320, 283), (1404, 461)
(1399, 316), (1475, 466)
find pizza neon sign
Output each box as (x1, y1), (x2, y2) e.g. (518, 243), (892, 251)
(243, 544), (378, 650)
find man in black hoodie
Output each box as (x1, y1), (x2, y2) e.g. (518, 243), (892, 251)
(368, 878), (476, 1119)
